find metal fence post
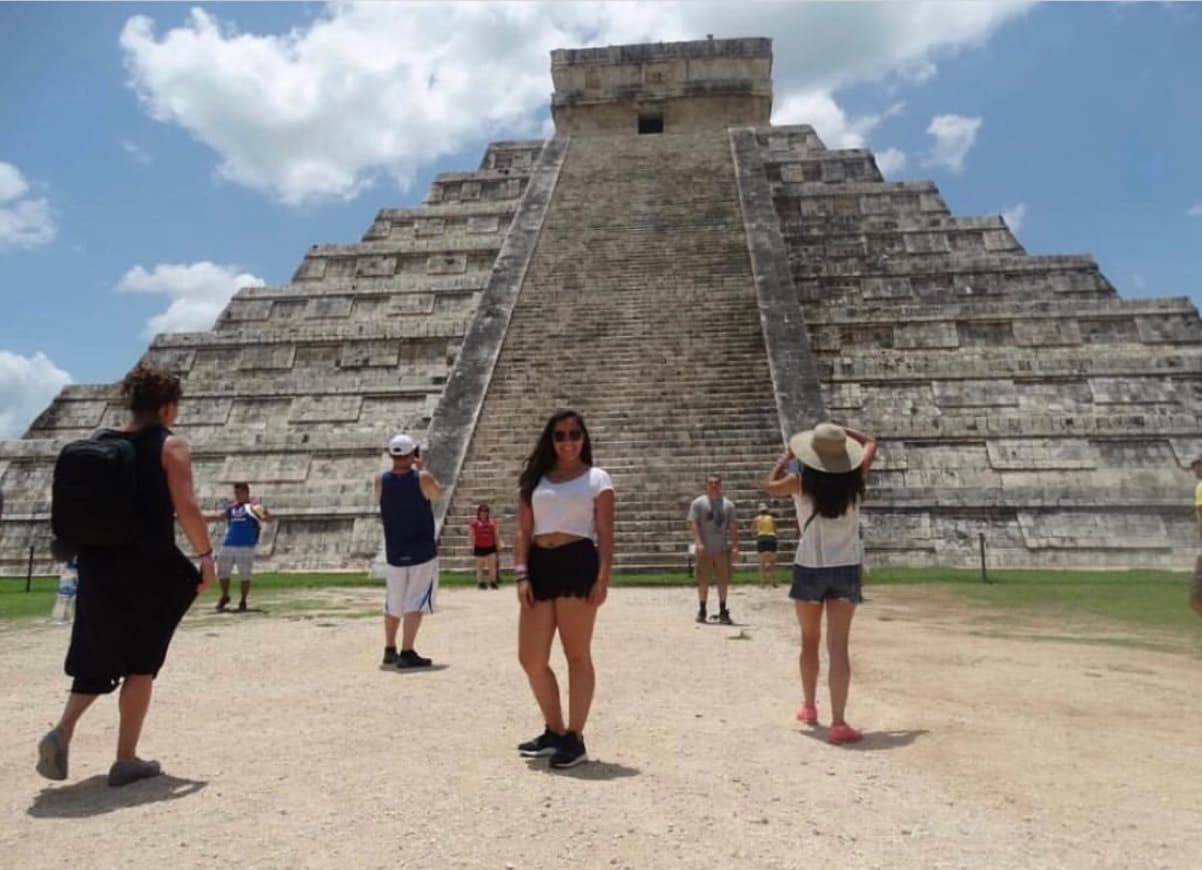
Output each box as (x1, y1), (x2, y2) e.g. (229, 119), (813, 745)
(26, 544), (35, 592)
(978, 532), (989, 584)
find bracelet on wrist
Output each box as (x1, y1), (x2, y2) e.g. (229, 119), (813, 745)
(196, 550), (213, 561)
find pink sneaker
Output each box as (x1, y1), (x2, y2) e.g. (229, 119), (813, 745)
(795, 703), (818, 724)
(827, 724), (862, 745)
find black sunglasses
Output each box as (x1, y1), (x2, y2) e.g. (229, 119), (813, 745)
(552, 429), (583, 443)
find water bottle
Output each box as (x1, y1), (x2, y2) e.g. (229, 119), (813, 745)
(50, 561), (78, 625)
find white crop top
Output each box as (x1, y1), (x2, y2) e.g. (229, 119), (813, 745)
(532, 467), (614, 540)
(792, 492), (863, 568)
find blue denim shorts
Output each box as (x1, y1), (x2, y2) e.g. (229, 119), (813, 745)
(789, 563), (863, 604)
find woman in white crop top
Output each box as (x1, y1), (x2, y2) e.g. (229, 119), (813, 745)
(766, 422), (876, 746)
(511, 410), (615, 769)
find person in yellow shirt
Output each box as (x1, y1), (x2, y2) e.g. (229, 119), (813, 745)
(752, 503), (779, 588)
(1192, 459), (1202, 616)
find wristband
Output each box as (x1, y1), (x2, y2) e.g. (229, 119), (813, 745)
(196, 551), (213, 562)
(513, 563), (528, 576)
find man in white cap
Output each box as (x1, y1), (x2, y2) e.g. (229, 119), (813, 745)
(374, 433), (443, 667)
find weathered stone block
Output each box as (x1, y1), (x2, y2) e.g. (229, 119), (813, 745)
(338, 341), (399, 368)
(306, 297), (354, 319)
(293, 257), (327, 281)
(1089, 377), (1174, 405)
(289, 396), (364, 423)
(229, 398), (292, 425)
(239, 345), (296, 370)
(219, 453), (311, 484)
(177, 399), (232, 426)
(986, 439), (1098, 470)
(31, 401), (106, 430)
(1018, 511), (1169, 549)
(356, 256), (397, 278)
(934, 380), (1018, 408)
(427, 254), (467, 275)
(893, 321), (959, 349)
(466, 216), (501, 234)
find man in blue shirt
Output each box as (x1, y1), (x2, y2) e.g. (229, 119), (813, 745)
(205, 483), (272, 612)
(375, 433), (443, 668)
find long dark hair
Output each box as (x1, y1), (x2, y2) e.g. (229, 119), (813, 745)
(519, 410), (592, 504)
(800, 466), (865, 519)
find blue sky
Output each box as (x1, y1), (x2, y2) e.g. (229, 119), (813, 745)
(1, 1), (1199, 438)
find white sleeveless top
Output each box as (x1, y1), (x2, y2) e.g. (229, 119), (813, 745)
(532, 467), (614, 540)
(792, 493), (863, 568)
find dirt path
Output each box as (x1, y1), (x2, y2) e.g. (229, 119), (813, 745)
(2, 585), (1199, 869)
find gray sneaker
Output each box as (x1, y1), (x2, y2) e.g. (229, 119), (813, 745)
(108, 758), (162, 787)
(36, 727), (68, 781)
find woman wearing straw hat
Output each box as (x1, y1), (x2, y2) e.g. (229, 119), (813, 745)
(765, 422), (876, 745)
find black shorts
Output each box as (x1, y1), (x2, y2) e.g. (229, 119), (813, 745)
(756, 536), (778, 553)
(528, 539), (598, 601)
(473, 545), (498, 557)
(789, 563), (863, 604)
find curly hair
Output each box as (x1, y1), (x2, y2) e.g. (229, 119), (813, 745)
(800, 465), (865, 520)
(121, 363), (182, 414)
(518, 410), (593, 504)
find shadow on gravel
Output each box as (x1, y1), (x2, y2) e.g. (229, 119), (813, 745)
(378, 664), (451, 675)
(797, 728), (930, 752)
(527, 759), (641, 780)
(28, 774), (207, 818)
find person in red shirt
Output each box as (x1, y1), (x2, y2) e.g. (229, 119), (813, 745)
(469, 503), (503, 590)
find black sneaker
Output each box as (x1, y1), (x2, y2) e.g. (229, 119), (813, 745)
(382, 648), (398, 666)
(696, 606), (707, 624)
(517, 727), (560, 758)
(718, 609), (733, 625)
(396, 649), (432, 669)
(477, 582), (487, 590)
(549, 732), (588, 769)
(489, 582), (499, 590)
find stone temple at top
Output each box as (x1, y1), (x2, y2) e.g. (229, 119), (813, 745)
(1, 37), (1199, 574)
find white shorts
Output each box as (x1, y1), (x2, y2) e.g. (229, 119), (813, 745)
(217, 545), (256, 581)
(384, 558), (439, 616)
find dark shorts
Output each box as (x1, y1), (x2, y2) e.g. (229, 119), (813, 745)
(789, 563), (863, 604)
(473, 545), (498, 557)
(528, 539), (598, 602)
(756, 536), (778, 553)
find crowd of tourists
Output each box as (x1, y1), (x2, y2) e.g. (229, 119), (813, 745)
(28, 361), (1202, 785)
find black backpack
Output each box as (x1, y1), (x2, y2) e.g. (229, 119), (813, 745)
(51, 430), (138, 550)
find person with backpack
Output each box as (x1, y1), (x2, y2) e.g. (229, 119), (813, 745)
(765, 422), (876, 745)
(37, 363), (214, 787)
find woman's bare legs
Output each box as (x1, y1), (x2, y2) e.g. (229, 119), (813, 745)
(794, 601), (823, 708)
(554, 596), (599, 735)
(824, 600), (857, 726)
(518, 600), (564, 732)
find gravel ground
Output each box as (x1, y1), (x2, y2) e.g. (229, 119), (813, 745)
(2, 584), (1200, 869)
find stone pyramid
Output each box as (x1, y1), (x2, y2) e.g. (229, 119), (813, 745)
(1, 37), (1198, 576)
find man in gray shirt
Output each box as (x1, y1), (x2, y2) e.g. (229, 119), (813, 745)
(688, 474), (738, 624)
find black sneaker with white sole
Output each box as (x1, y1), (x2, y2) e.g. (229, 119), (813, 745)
(396, 649), (432, 668)
(517, 727), (561, 758)
(549, 731), (588, 769)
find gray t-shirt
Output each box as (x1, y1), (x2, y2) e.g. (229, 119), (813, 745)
(689, 495), (736, 553)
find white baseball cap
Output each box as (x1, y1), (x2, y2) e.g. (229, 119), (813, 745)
(387, 433), (417, 456)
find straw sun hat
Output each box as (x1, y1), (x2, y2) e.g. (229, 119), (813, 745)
(788, 422), (865, 474)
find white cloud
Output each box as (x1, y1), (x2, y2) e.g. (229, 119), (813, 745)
(0, 162), (29, 202)
(117, 261), (266, 337)
(0, 351), (72, 440)
(118, 2), (1031, 204)
(924, 114), (982, 173)
(122, 139), (152, 164)
(875, 147), (908, 177)
(0, 161), (56, 250)
(1001, 202), (1027, 234)
(1188, 202), (1202, 217)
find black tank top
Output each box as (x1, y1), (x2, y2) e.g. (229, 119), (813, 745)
(126, 423), (176, 555)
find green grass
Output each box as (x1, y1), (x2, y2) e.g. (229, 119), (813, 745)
(4, 567), (1196, 645)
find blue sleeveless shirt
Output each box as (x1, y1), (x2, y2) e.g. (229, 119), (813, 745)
(379, 470), (436, 566)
